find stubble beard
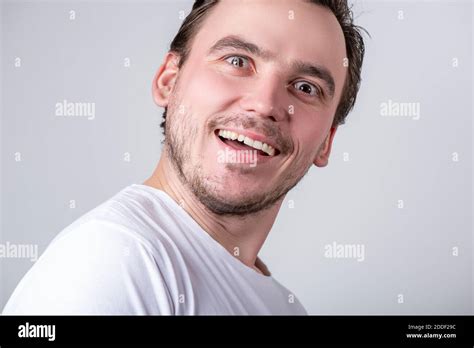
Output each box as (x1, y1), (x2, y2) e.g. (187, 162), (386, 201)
(164, 94), (315, 217)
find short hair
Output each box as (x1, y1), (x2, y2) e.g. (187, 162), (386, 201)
(160, 0), (367, 135)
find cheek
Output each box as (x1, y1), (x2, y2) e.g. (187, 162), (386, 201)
(291, 115), (332, 157)
(179, 63), (241, 116)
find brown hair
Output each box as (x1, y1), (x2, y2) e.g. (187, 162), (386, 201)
(160, 0), (367, 135)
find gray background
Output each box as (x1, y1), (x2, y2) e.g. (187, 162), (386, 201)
(1, 0), (472, 314)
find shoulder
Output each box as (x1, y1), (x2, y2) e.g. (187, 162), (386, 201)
(84, 184), (182, 242)
(3, 219), (175, 315)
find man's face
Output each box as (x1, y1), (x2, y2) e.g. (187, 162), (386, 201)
(159, 0), (347, 216)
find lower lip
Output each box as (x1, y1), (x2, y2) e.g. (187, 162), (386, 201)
(214, 132), (277, 165)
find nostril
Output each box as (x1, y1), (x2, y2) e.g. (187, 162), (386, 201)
(268, 115), (277, 122)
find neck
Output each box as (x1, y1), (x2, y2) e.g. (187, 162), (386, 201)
(143, 149), (284, 275)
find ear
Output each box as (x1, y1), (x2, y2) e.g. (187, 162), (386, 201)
(313, 126), (338, 168)
(152, 52), (180, 107)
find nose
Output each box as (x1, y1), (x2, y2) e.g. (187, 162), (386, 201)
(238, 74), (287, 122)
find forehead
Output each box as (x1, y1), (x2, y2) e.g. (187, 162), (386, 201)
(188, 0), (347, 92)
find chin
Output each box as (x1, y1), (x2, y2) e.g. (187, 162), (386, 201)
(218, 181), (269, 202)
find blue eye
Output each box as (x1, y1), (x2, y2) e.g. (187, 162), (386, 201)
(225, 55), (250, 69)
(293, 81), (320, 97)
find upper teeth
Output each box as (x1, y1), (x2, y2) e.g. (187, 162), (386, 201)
(218, 129), (276, 156)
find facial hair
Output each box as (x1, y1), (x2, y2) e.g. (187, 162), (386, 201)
(164, 87), (318, 217)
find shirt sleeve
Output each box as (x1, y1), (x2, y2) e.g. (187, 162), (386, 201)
(2, 219), (175, 315)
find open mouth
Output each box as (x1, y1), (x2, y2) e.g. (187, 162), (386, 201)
(214, 129), (280, 157)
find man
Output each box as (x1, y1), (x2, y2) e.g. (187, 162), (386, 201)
(3, 0), (365, 315)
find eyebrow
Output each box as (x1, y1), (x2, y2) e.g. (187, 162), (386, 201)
(208, 35), (275, 60)
(291, 61), (335, 98)
(207, 35), (336, 99)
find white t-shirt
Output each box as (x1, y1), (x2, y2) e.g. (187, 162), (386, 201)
(3, 184), (307, 315)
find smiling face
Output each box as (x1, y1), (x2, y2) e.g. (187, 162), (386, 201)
(154, 0), (348, 216)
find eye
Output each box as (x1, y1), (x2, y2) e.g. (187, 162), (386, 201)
(293, 81), (321, 97)
(224, 55), (251, 69)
